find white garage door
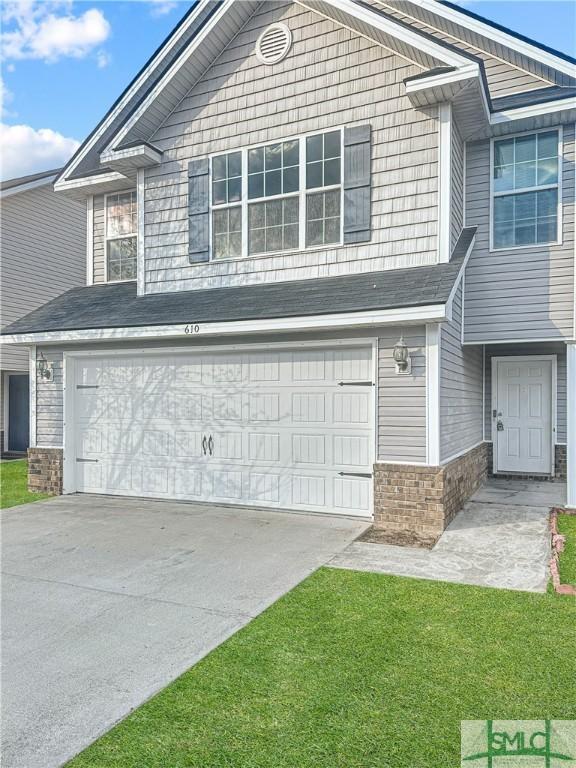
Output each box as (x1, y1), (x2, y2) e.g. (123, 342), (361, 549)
(71, 346), (374, 517)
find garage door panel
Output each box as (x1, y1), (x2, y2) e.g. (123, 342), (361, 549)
(334, 476), (371, 513)
(73, 346), (373, 517)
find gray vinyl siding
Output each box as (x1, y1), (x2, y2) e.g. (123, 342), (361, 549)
(1, 184), (85, 370)
(464, 123), (575, 343)
(143, 1), (440, 294)
(35, 349), (64, 447)
(483, 342), (567, 444)
(377, 326), (427, 463)
(93, 195), (106, 284)
(451, 121), (464, 250)
(376, 1), (570, 95)
(36, 326), (427, 463)
(440, 282), (483, 462)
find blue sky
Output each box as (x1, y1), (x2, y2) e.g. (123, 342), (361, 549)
(1, 0), (575, 179)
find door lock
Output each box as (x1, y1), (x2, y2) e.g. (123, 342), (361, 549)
(496, 420), (504, 432)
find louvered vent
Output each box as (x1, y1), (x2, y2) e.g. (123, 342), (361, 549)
(255, 24), (292, 64)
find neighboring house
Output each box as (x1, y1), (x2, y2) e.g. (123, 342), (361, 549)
(0, 169), (86, 455)
(2, 0), (575, 540)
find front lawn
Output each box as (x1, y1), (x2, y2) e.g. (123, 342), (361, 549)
(66, 568), (575, 768)
(0, 459), (51, 509)
(557, 513), (576, 586)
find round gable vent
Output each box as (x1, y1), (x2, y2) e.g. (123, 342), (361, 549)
(255, 23), (292, 65)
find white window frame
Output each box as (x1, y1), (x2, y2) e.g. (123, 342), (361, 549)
(489, 125), (563, 253)
(104, 189), (138, 283)
(209, 127), (344, 262)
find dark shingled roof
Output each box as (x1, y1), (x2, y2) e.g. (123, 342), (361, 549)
(0, 167), (61, 191)
(492, 86), (576, 112)
(2, 229), (475, 336)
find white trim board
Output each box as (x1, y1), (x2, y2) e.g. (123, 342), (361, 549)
(0, 174), (58, 199)
(2, 303), (449, 346)
(413, 0), (576, 79)
(425, 322), (441, 466)
(438, 102), (452, 264)
(55, 0), (214, 188)
(491, 354), (557, 476)
(567, 343), (576, 507)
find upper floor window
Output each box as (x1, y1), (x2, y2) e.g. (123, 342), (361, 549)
(492, 130), (560, 250)
(211, 129), (342, 260)
(106, 191), (137, 281)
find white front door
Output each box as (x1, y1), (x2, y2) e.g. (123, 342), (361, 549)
(70, 345), (374, 517)
(494, 357), (554, 474)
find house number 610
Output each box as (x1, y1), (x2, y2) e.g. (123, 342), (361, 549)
(184, 324), (200, 334)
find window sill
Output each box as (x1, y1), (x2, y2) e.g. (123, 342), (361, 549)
(209, 240), (346, 265)
(489, 239), (562, 254)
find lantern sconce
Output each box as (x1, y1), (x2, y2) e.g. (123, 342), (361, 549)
(393, 336), (411, 375)
(37, 353), (54, 382)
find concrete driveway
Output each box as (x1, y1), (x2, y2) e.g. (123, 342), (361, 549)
(1, 494), (368, 768)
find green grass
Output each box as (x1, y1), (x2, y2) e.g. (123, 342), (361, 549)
(0, 459), (51, 509)
(66, 568), (575, 768)
(557, 513), (576, 586)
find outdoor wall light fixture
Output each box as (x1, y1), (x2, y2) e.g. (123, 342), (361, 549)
(393, 336), (411, 375)
(37, 353), (54, 382)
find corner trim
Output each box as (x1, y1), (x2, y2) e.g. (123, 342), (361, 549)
(438, 103), (452, 264)
(29, 346), (37, 449)
(567, 343), (576, 507)
(426, 323), (441, 465)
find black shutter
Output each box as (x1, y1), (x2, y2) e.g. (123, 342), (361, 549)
(188, 157), (210, 264)
(343, 125), (372, 244)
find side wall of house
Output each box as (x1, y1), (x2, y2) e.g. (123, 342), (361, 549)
(463, 122), (575, 343)
(440, 281), (484, 462)
(0, 184), (86, 370)
(143, 1), (440, 294)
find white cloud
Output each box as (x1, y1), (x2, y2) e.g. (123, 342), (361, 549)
(147, 0), (178, 17)
(0, 122), (80, 180)
(96, 48), (111, 68)
(1, 1), (111, 64)
(0, 77), (16, 118)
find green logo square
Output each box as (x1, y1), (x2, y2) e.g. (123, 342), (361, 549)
(461, 720), (576, 767)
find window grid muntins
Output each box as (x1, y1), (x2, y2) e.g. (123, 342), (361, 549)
(211, 130), (342, 260)
(106, 191), (137, 281)
(492, 130), (559, 250)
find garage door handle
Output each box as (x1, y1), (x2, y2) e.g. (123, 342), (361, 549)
(76, 458), (99, 463)
(202, 436), (208, 455)
(208, 435), (214, 456)
(338, 471), (372, 478)
(338, 381), (374, 387)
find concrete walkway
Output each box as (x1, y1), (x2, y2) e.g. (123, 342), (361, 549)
(330, 479), (566, 593)
(1, 495), (368, 768)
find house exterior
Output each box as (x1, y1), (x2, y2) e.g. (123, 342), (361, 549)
(2, 0), (575, 541)
(0, 169), (86, 455)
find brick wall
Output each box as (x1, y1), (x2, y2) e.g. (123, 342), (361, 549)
(373, 443), (489, 546)
(28, 447), (63, 494)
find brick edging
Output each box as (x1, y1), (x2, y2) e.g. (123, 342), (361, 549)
(549, 508), (576, 596)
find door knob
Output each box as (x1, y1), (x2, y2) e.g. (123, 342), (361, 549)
(497, 420), (504, 432)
